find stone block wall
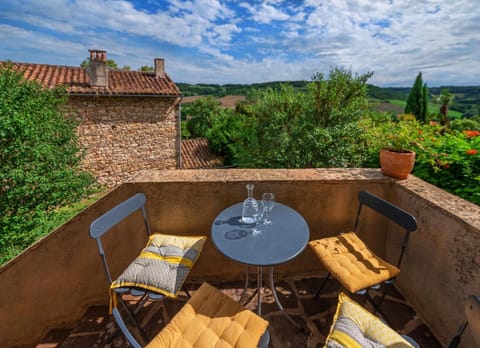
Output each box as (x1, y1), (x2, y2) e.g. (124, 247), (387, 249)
(66, 96), (180, 187)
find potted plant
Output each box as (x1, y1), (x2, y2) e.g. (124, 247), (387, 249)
(379, 115), (418, 179)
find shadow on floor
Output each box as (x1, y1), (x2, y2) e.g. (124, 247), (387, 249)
(35, 276), (442, 348)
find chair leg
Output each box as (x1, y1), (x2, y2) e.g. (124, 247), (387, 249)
(367, 281), (391, 315)
(182, 285), (191, 298)
(118, 296), (150, 343)
(314, 273), (331, 300)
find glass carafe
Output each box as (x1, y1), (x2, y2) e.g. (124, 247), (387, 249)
(241, 183), (259, 224)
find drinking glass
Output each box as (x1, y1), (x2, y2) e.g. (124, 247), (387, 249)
(262, 193), (275, 225)
(251, 201), (264, 236)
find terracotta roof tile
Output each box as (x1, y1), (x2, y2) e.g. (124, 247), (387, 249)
(181, 138), (224, 169)
(1, 61), (180, 96)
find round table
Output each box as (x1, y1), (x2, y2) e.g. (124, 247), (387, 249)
(211, 201), (310, 322)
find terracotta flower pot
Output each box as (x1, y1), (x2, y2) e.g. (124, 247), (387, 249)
(379, 149), (416, 179)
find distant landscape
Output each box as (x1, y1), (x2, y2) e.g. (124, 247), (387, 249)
(178, 82), (480, 119)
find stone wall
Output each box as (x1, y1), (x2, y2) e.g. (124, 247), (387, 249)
(66, 96), (180, 187)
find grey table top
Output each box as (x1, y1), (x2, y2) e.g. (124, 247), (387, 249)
(211, 202), (310, 267)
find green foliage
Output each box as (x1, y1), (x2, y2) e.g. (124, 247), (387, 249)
(405, 72), (428, 122)
(0, 64), (97, 259)
(0, 193), (102, 264)
(138, 65), (154, 72)
(80, 58), (119, 69)
(360, 113), (423, 167)
(361, 114), (480, 205)
(433, 89), (455, 126)
(450, 118), (480, 132)
(184, 97), (226, 138)
(228, 68), (374, 168)
(413, 128), (480, 205)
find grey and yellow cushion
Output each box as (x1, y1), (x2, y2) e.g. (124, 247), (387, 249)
(325, 293), (415, 348)
(110, 233), (206, 304)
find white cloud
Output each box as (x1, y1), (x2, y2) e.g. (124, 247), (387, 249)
(240, 1), (290, 24)
(0, 0), (478, 86)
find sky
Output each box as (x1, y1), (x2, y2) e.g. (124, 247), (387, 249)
(0, 0), (479, 87)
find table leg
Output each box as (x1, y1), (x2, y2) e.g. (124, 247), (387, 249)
(239, 267), (258, 306)
(269, 267), (301, 328)
(257, 266), (263, 316)
(239, 266), (249, 304)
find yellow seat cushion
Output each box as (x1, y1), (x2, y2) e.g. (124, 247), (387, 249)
(309, 232), (399, 293)
(146, 282), (269, 348)
(111, 234), (207, 298)
(325, 292), (414, 348)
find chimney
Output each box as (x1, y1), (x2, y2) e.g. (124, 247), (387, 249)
(154, 58), (165, 77)
(87, 49), (108, 87)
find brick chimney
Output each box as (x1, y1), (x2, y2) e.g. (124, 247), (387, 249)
(87, 49), (108, 87)
(154, 58), (165, 77)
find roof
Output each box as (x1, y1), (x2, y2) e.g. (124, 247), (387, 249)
(181, 138), (224, 169)
(1, 61), (181, 96)
(182, 95), (246, 109)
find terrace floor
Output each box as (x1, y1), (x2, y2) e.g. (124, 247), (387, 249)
(35, 275), (442, 348)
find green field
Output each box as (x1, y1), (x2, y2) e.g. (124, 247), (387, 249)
(387, 99), (462, 118)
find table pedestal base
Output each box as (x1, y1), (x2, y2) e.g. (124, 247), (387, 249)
(239, 266), (301, 329)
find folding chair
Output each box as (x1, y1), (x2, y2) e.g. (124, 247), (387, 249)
(309, 190), (417, 313)
(113, 282), (270, 348)
(448, 294), (480, 348)
(325, 292), (419, 347)
(89, 192), (207, 342)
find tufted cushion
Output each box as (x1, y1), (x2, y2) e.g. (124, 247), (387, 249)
(325, 292), (415, 348)
(309, 232), (399, 293)
(146, 282), (269, 348)
(111, 233), (207, 298)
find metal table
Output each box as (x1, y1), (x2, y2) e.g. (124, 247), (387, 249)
(211, 202), (309, 325)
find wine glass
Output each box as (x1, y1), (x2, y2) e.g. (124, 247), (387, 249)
(262, 193), (275, 225)
(251, 201), (264, 236)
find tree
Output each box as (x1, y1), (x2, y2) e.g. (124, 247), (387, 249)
(0, 64), (96, 255)
(184, 97), (225, 138)
(138, 65), (154, 72)
(80, 58), (119, 69)
(229, 68), (373, 168)
(434, 89), (454, 126)
(405, 72), (428, 122)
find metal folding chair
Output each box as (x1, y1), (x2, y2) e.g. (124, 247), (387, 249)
(309, 190), (417, 314)
(449, 294), (480, 348)
(112, 282), (270, 348)
(89, 192), (206, 343)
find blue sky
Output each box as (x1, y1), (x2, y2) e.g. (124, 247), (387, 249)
(0, 0), (479, 87)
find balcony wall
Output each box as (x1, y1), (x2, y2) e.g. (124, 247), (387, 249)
(0, 169), (479, 347)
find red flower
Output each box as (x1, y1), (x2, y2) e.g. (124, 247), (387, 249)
(466, 149), (478, 155)
(464, 130), (480, 138)
(443, 163), (450, 169)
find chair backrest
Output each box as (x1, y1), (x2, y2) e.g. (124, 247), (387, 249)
(89, 193), (151, 283)
(354, 190), (417, 268)
(448, 295), (480, 348)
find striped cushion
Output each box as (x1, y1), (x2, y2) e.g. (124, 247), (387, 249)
(309, 232), (399, 293)
(146, 282), (269, 348)
(325, 293), (414, 348)
(111, 233), (206, 297)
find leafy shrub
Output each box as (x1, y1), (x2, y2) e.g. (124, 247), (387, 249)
(360, 114), (424, 167)
(0, 64), (97, 260)
(413, 128), (480, 205)
(450, 118), (480, 132)
(229, 68), (374, 168)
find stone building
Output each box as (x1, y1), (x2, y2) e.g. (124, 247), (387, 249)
(5, 50), (181, 187)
